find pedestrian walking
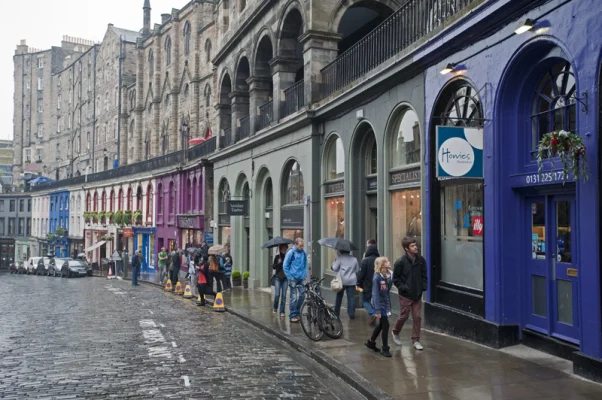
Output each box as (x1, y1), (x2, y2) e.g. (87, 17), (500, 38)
(178, 250), (188, 289)
(158, 247), (168, 284)
(272, 244), (288, 317)
(197, 261), (209, 306)
(217, 252), (228, 291)
(332, 250), (359, 319)
(357, 239), (379, 325)
(170, 249), (180, 288)
(223, 256), (233, 291)
(189, 254), (199, 297)
(283, 238), (307, 323)
(391, 237), (428, 350)
(208, 255), (223, 293)
(365, 256), (393, 357)
(131, 250), (141, 286)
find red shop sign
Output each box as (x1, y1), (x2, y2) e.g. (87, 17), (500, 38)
(472, 216), (483, 237)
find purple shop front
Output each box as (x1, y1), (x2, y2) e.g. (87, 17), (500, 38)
(419, 0), (601, 380)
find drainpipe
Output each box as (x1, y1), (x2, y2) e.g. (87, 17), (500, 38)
(116, 36), (124, 169)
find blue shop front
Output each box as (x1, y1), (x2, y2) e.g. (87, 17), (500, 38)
(421, 0), (602, 381)
(133, 227), (156, 279)
(49, 190), (70, 258)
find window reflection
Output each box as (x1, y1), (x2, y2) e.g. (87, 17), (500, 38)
(531, 201), (546, 260)
(556, 201), (571, 263)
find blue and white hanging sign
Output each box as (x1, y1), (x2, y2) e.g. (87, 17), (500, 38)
(436, 126), (483, 179)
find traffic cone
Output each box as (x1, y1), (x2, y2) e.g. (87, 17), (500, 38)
(196, 294), (205, 306)
(213, 292), (226, 312)
(107, 267), (115, 280)
(183, 284), (192, 298)
(165, 279), (173, 291)
(174, 281), (183, 295)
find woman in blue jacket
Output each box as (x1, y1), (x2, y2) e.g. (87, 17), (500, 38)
(365, 256), (393, 357)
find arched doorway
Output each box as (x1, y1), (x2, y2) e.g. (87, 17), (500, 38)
(322, 134), (345, 270)
(336, 1), (395, 54)
(350, 121), (378, 249)
(428, 79), (484, 316)
(218, 179), (231, 245)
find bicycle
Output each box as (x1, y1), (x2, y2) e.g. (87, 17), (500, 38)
(300, 277), (343, 341)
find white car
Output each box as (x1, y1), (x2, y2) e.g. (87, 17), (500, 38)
(27, 257), (42, 274)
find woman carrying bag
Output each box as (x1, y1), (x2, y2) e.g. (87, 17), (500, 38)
(331, 250), (359, 319)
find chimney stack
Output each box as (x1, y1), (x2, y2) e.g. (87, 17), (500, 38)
(143, 0), (152, 35)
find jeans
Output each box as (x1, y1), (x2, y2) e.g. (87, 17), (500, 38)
(214, 272), (225, 293)
(362, 292), (375, 317)
(370, 314), (390, 349)
(334, 285), (356, 318)
(159, 264), (167, 283)
(273, 277), (288, 314)
(170, 268), (179, 287)
(224, 276), (232, 290)
(288, 278), (305, 319)
(132, 266), (139, 285)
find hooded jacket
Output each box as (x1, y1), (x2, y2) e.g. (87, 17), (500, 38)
(357, 245), (380, 298)
(372, 272), (392, 314)
(283, 247), (307, 281)
(393, 253), (427, 301)
(331, 253), (359, 286)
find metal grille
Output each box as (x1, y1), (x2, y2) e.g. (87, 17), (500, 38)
(258, 100), (273, 131)
(281, 80), (305, 119)
(237, 115), (250, 142)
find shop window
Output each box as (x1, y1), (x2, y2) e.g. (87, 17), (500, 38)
(531, 61), (576, 157)
(218, 179), (230, 215)
(283, 161), (304, 205)
(325, 137), (345, 180)
(265, 179), (273, 209)
(391, 189), (421, 257)
(367, 142), (377, 175)
(390, 109), (420, 167)
(325, 197), (345, 268)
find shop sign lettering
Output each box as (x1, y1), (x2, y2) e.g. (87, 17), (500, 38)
(389, 169), (420, 186)
(218, 214), (230, 226)
(436, 126), (483, 179)
(281, 207), (304, 227)
(366, 177), (378, 191)
(325, 181), (344, 195)
(228, 200), (248, 216)
(509, 170), (573, 188)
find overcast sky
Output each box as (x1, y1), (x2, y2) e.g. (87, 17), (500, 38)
(0, 0), (181, 141)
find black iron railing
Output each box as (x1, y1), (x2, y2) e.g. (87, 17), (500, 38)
(187, 136), (216, 160)
(221, 127), (233, 148)
(258, 100), (273, 131)
(321, 0), (480, 98)
(237, 115), (250, 142)
(281, 80), (305, 119)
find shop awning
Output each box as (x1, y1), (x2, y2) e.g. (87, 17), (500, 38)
(84, 241), (106, 252)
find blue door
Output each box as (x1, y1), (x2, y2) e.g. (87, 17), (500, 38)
(526, 195), (579, 343)
(142, 234), (149, 272)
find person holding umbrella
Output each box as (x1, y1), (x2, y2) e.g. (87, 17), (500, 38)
(331, 249), (359, 319)
(272, 244), (289, 317)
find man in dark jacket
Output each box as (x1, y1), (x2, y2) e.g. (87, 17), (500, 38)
(170, 249), (180, 288)
(391, 236), (427, 350)
(356, 239), (379, 325)
(131, 250), (141, 286)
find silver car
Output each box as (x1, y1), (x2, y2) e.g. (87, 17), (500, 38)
(59, 259), (88, 278)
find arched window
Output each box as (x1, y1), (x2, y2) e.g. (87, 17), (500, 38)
(187, 178), (193, 212)
(129, 90), (136, 111)
(93, 192), (98, 211)
(148, 50), (154, 76)
(101, 191), (106, 211)
(204, 84), (212, 107)
(183, 22), (191, 56)
(146, 184), (153, 223)
(127, 187), (132, 210)
(110, 190), (115, 212)
(86, 194), (91, 212)
(531, 61), (576, 154)
(205, 39), (212, 63)
(136, 186), (143, 211)
(169, 181), (176, 215)
(157, 183), (163, 215)
(165, 36), (172, 66)
(265, 178), (273, 209)
(118, 189), (123, 210)
(192, 177), (197, 211)
(218, 179), (230, 214)
(283, 161), (304, 205)
(184, 84), (189, 97)
(325, 136), (345, 180)
(391, 109), (420, 168)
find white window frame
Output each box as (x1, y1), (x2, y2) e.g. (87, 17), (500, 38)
(24, 149), (31, 162)
(38, 57), (44, 69)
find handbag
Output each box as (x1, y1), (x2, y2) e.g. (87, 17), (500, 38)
(330, 274), (343, 292)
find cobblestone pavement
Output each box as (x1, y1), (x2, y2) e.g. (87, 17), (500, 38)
(0, 274), (365, 399)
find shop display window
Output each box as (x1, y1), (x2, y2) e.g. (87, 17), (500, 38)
(390, 189), (421, 257)
(324, 197), (345, 269)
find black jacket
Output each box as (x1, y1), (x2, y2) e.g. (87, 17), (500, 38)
(357, 246), (380, 298)
(272, 252), (286, 279)
(393, 253), (428, 301)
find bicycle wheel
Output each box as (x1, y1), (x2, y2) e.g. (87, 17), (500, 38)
(300, 302), (324, 341)
(318, 305), (343, 339)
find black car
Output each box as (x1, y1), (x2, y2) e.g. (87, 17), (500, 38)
(36, 257), (52, 276)
(59, 260), (88, 278)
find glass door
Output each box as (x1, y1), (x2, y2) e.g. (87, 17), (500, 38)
(525, 196), (579, 343)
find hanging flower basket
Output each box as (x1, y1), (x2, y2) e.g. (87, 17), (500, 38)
(536, 130), (588, 184)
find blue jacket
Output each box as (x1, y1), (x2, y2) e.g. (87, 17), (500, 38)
(371, 273), (392, 314)
(283, 247), (307, 281)
(223, 262), (232, 277)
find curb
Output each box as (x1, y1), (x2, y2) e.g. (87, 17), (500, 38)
(140, 280), (392, 400)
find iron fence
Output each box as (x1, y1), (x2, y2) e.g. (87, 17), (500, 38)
(321, 0), (480, 98)
(258, 100), (273, 131)
(237, 115), (251, 142)
(221, 127), (233, 148)
(281, 80), (305, 119)
(187, 136), (216, 160)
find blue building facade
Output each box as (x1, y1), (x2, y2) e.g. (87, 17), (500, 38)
(49, 190), (70, 258)
(421, 0), (602, 381)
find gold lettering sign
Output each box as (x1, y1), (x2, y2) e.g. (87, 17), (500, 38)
(567, 268), (578, 277)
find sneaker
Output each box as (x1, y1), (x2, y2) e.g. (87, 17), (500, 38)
(413, 342), (424, 350)
(272, 309), (277, 314)
(392, 332), (402, 346)
(280, 313), (285, 318)
(290, 317), (300, 323)
(381, 347), (392, 358)
(364, 340), (380, 352)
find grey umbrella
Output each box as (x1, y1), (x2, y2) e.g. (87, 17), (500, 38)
(261, 237), (294, 249)
(318, 237), (359, 252)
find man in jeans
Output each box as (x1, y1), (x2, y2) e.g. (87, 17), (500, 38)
(357, 239), (379, 325)
(131, 250), (141, 286)
(283, 238), (307, 323)
(391, 237), (427, 350)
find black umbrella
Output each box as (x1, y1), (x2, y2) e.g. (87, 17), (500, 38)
(318, 237), (359, 252)
(261, 237), (294, 249)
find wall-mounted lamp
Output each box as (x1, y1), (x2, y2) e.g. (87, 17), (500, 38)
(515, 18), (534, 35)
(440, 63), (456, 75)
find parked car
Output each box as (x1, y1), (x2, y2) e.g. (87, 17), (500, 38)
(9, 263), (18, 274)
(27, 257), (42, 275)
(60, 260), (88, 278)
(48, 257), (68, 277)
(36, 257), (52, 276)
(79, 260), (93, 277)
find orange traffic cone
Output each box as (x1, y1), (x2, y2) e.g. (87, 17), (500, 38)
(165, 279), (173, 291)
(174, 281), (183, 295)
(213, 292), (226, 312)
(107, 267), (115, 280)
(183, 284), (192, 298)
